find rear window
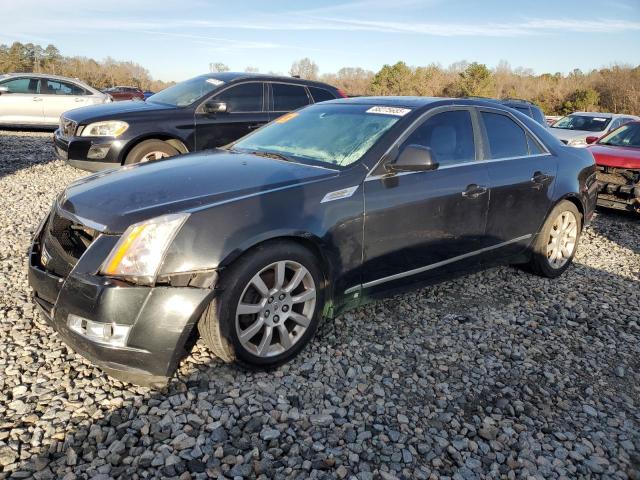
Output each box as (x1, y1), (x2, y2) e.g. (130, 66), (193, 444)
(272, 83), (309, 111)
(481, 112), (529, 159)
(309, 87), (336, 103)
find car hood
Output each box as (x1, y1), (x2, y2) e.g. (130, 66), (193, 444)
(588, 144), (640, 169)
(58, 151), (338, 233)
(549, 128), (602, 142)
(62, 100), (175, 123)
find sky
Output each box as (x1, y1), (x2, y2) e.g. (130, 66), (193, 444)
(1, 0), (640, 82)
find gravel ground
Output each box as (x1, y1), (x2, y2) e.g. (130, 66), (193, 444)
(0, 130), (638, 480)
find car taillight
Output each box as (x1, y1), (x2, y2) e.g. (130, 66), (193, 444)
(337, 88), (348, 98)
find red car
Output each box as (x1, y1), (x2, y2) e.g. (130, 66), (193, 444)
(102, 86), (145, 101)
(587, 121), (640, 212)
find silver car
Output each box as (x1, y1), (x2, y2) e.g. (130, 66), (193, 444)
(550, 111), (640, 147)
(0, 73), (111, 127)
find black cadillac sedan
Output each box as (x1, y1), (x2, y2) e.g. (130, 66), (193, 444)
(29, 97), (597, 386)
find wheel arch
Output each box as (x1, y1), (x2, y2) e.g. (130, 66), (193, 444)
(119, 134), (189, 164)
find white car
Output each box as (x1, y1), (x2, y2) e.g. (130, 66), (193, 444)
(0, 73), (111, 127)
(550, 112), (640, 147)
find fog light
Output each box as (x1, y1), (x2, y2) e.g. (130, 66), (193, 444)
(87, 145), (110, 159)
(67, 314), (131, 347)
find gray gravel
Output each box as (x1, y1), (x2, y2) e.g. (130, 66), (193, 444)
(0, 130), (639, 480)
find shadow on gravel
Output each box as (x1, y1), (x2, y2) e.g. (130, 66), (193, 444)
(0, 130), (57, 179)
(592, 208), (640, 254)
(6, 258), (639, 479)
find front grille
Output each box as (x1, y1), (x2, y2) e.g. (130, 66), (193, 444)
(59, 117), (77, 137)
(41, 211), (97, 277)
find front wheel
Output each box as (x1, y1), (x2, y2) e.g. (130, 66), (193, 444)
(124, 139), (179, 165)
(198, 241), (324, 368)
(528, 200), (582, 278)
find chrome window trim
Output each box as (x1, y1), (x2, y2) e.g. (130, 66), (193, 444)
(366, 104), (552, 180)
(344, 234), (532, 294)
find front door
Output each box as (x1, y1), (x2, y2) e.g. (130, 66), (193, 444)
(478, 108), (558, 258)
(40, 78), (90, 124)
(194, 82), (269, 151)
(361, 108), (491, 296)
(0, 77), (43, 124)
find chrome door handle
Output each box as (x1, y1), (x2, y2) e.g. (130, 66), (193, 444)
(33, 97), (43, 102)
(462, 184), (488, 199)
(531, 171), (553, 190)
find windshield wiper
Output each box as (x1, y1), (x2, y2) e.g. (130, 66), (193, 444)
(247, 150), (294, 162)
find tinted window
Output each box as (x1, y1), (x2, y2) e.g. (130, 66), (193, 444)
(0, 77), (38, 93)
(481, 112), (529, 159)
(527, 135), (544, 155)
(400, 110), (475, 166)
(609, 118), (623, 131)
(309, 87), (336, 103)
(42, 79), (85, 95)
(512, 106), (532, 118)
(215, 83), (263, 112)
(272, 83), (309, 111)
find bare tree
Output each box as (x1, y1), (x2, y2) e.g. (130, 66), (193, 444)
(289, 58), (319, 80)
(209, 62), (230, 73)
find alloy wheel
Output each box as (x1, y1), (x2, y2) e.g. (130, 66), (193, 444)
(235, 260), (316, 357)
(140, 151), (169, 163)
(546, 210), (578, 269)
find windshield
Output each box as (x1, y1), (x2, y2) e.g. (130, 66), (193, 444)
(552, 114), (611, 132)
(232, 104), (406, 168)
(148, 76), (223, 107)
(598, 123), (640, 148)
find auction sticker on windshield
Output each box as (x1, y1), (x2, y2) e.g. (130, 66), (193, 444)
(206, 78), (224, 86)
(366, 106), (411, 116)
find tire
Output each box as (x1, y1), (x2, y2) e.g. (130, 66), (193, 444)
(528, 200), (582, 278)
(124, 139), (179, 165)
(198, 241), (325, 368)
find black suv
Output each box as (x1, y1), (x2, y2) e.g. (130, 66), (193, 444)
(54, 73), (345, 171)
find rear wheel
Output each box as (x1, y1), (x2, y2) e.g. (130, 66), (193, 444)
(528, 200), (582, 278)
(124, 139), (179, 165)
(198, 241), (324, 367)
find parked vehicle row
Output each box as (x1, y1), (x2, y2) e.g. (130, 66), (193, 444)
(549, 112), (640, 147)
(101, 86), (145, 101)
(0, 73), (111, 127)
(53, 72), (345, 170)
(28, 96), (597, 385)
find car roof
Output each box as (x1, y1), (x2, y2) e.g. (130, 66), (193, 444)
(2, 72), (84, 82)
(569, 111), (640, 119)
(321, 96), (532, 111)
(196, 72), (339, 89)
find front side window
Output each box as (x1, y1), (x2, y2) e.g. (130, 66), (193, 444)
(481, 112), (530, 159)
(309, 87), (336, 103)
(400, 110), (475, 166)
(551, 114), (611, 132)
(42, 80), (85, 95)
(272, 83), (309, 111)
(232, 104), (403, 168)
(0, 77), (38, 93)
(598, 123), (640, 148)
(214, 83), (263, 112)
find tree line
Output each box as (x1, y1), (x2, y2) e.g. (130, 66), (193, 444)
(0, 42), (173, 92)
(2, 42), (638, 115)
(289, 58), (640, 116)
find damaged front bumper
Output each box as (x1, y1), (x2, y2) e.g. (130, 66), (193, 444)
(596, 165), (640, 212)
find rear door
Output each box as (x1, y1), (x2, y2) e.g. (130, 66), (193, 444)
(40, 78), (90, 124)
(361, 107), (491, 295)
(268, 82), (312, 121)
(194, 81), (268, 150)
(479, 107), (558, 258)
(0, 77), (43, 125)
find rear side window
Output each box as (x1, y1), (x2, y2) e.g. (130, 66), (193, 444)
(1, 77), (38, 93)
(401, 110), (475, 166)
(42, 80), (86, 95)
(309, 87), (336, 103)
(215, 82), (263, 112)
(481, 112), (529, 159)
(272, 83), (309, 111)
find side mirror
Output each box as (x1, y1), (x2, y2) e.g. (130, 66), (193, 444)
(387, 145), (439, 172)
(203, 101), (227, 114)
(585, 136), (599, 144)
(0, 86), (9, 95)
